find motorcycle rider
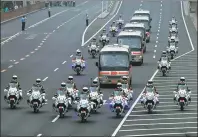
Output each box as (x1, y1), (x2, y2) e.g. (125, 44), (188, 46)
(74, 49), (84, 60)
(27, 78), (47, 104)
(111, 21), (117, 27)
(4, 75), (23, 103)
(77, 87), (91, 116)
(158, 51), (171, 69)
(121, 76), (133, 99)
(174, 77), (191, 101)
(89, 37), (98, 46)
(88, 37), (99, 53)
(66, 76), (77, 89)
(90, 79), (103, 105)
(100, 29), (108, 37)
(52, 82), (68, 111)
(141, 80), (159, 105)
(72, 49), (85, 70)
(110, 82), (128, 112)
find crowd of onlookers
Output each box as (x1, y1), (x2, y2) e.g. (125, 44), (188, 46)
(1, 1), (23, 13)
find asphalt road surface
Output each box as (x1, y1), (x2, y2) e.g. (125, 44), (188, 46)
(1, 0), (197, 136)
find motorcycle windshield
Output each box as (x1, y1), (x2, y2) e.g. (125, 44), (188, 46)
(32, 86), (41, 91)
(146, 87), (154, 93)
(122, 84), (128, 89)
(178, 85), (187, 90)
(66, 83), (73, 89)
(56, 90), (65, 96)
(114, 90), (122, 96)
(90, 87), (97, 92)
(76, 56), (82, 60)
(80, 94), (88, 100)
(9, 83), (17, 88)
(161, 57), (168, 62)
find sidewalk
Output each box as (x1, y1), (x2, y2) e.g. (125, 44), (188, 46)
(190, 12), (197, 31)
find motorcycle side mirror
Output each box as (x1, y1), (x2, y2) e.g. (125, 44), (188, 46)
(173, 91), (177, 94)
(95, 62), (98, 67)
(52, 97), (56, 100)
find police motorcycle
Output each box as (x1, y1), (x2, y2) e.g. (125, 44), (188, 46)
(116, 15), (124, 29)
(166, 42), (178, 59)
(27, 86), (46, 113)
(52, 90), (69, 118)
(99, 29), (109, 47)
(169, 18), (177, 28)
(173, 85), (191, 111)
(141, 87), (159, 113)
(109, 90), (128, 117)
(168, 35), (179, 46)
(109, 22), (118, 37)
(169, 26), (178, 35)
(88, 41), (100, 58)
(89, 87), (103, 113)
(157, 57), (171, 76)
(74, 94), (94, 122)
(4, 83), (22, 109)
(72, 56), (86, 75)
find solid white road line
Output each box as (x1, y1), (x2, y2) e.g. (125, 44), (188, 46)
(52, 115), (60, 122)
(123, 121), (197, 127)
(122, 132), (197, 137)
(129, 112), (197, 117)
(134, 104), (197, 109)
(82, 1), (123, 47)
(126, 117), (197, 122)
(119, 127), (197, 132)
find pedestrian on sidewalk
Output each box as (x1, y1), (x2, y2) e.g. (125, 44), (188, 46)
(48, 7), (51, 17)
(86, 13), (89, 27)
(21, 16), (26, 31)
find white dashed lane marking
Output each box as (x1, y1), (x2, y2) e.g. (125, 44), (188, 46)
(70, 55), (73, 57)
(42, 77), (48, 81)
(62, 61), (67, 64)
(54, 68), (59, 72)
(8, 65), (13, 68)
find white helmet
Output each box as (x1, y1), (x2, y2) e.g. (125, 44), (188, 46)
(61, 82), (66, 87)
(180, 77), (185, 81)
(117, 82), (122, 88)
(12, 75), (17, 80)
(68, 76), (73, 81)
(82, 87), (88, 92)
(122, 76), (128, 81)
(36, 78), (41, 83)
(76, 49), (81, 54)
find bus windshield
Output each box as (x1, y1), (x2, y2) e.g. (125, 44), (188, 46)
(99, 52), (129, 71)
(124, 27), (144, 36)
(117, 36), (141, 50)
(134, 13), (150, 18)
(131, 20), (149, 30)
